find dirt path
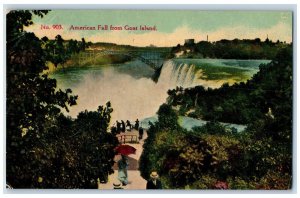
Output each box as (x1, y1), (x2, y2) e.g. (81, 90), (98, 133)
(98, 129), (148, 190)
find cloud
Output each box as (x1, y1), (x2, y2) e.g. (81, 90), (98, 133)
(25, 22), (292, 46)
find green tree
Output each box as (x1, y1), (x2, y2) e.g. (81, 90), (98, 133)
(6, 9), (77, 188)
(6, 10), (118, 189)
(157, 103), (180, 130)
(80, 38), (86, 51)
(44, 35), (70, 67)
(67, 39), (80, 55)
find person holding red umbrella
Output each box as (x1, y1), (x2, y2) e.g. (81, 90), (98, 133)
(117, 154), (129, 186)
(115, 145), (136, 186)
(115, 145), (136, 156)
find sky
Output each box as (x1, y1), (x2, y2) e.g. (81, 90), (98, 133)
(25, 10), (293, 47)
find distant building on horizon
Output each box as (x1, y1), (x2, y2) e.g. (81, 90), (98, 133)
(184, 39), (195, 45)
(148, 44), (156, 47)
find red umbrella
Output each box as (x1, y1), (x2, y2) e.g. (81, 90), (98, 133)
(115, 144), (136, 155)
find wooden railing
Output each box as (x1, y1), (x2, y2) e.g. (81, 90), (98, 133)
(117, 135), (139, 144)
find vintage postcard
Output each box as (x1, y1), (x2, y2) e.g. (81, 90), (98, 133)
(6, 9), (293, 190)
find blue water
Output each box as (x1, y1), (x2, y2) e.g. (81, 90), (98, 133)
(140, 115), (246, 133)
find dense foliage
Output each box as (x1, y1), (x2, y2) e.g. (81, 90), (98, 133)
(6, 10), (118, 188)
(42, 35), (90, 68)
(140, 47), (292, 189)
(170, 38), (291, 60)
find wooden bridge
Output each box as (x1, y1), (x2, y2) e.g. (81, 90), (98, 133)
(78, 49), (166, 69)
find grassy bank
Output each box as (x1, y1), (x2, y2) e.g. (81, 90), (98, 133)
(66, 52), (132, 67)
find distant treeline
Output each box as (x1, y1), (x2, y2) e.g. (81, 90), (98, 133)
(90, 42), (171, 54)
(170, 38), (291, 59)
(42, 36), (90, 68)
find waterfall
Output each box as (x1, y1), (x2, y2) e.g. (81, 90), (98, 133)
(57, 60), (207, 122)
(157, 60), (203, 89)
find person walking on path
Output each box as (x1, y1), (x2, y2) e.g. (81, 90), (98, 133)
(135, 119), (139, 130)
(116, 120), (121, 134)
(126, 120), (132, 131)
(138, 127), (144, 140)
(146, 171), (162, 189)
(117, 155), (129, 186)
(121, 120), (126, 133)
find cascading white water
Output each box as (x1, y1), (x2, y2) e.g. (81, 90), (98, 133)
(63, 60), (214, 122)
(157, 60), (204, 89)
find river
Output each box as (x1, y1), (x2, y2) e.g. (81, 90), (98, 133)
(50, 58), (270, 131)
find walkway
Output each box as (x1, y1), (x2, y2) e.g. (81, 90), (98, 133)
(98, 129), (148, 190)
